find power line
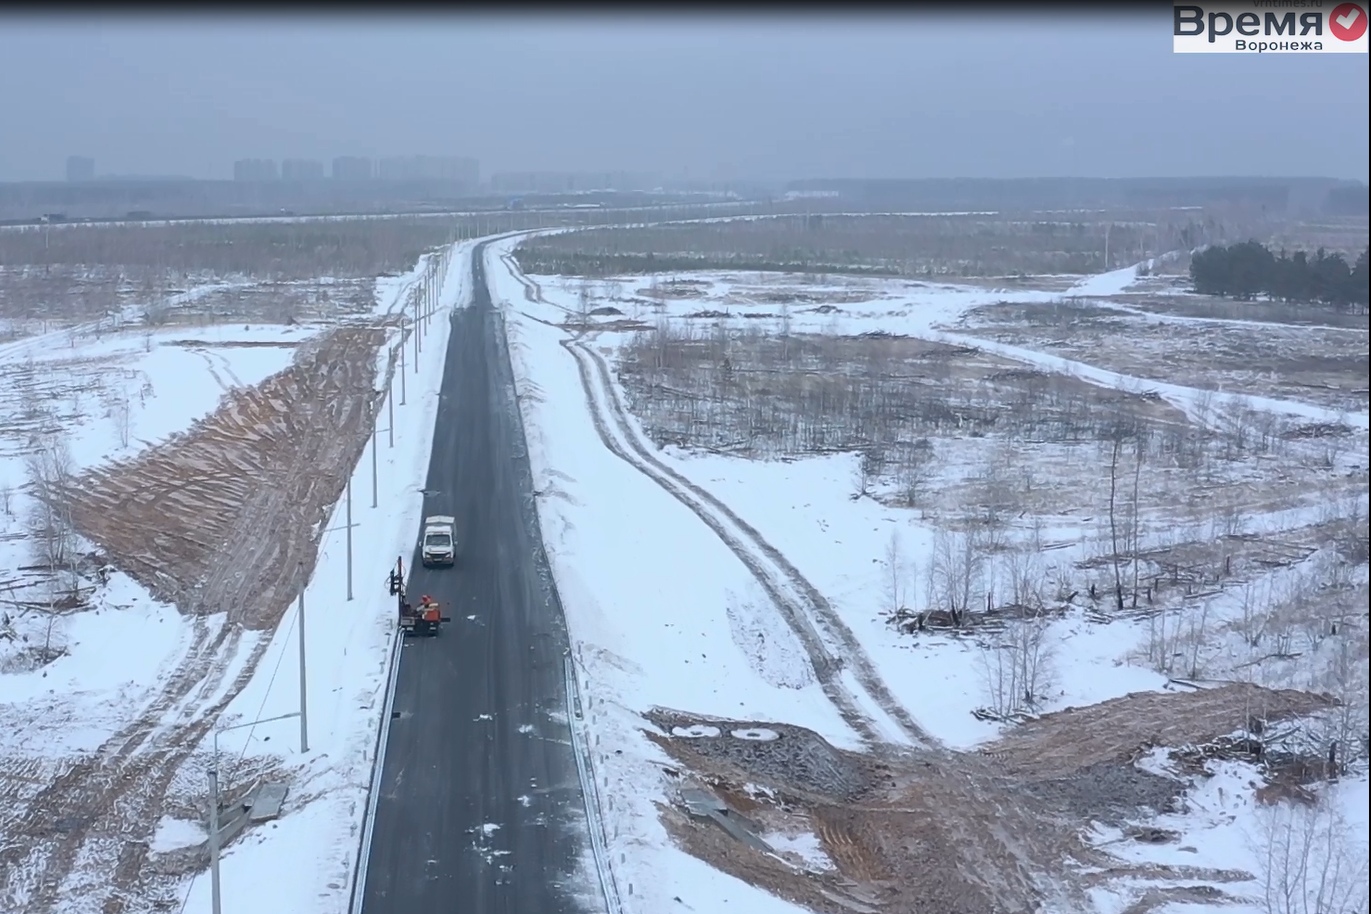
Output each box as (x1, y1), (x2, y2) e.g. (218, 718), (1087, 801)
(233, 606), (300, 774)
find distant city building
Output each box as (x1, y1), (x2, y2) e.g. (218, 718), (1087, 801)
(489, 171), (658, 194)
(332, 156), (374, 181)
(65, 156), (96, 182)
(375, 155), (479, 187)
(233, 159), (279, 182)
(281, 158), (325, 181)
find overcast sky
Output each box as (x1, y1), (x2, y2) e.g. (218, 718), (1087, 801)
(1, 13), (1366, 183)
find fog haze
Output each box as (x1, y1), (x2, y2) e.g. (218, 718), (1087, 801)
(2, 12), (1367, 182)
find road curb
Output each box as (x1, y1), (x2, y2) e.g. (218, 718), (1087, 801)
(346, 614), (404, 914)
(564, 652), (625, 914)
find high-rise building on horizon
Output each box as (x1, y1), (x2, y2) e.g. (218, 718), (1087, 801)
(332, 156), (374, 181)
(233, 159), (279, 181)
(375, 155), (479, 188)
(66, 156), (96, 182)
(281, 158), (325, 181)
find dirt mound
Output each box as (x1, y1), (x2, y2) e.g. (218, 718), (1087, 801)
(65, 322), (387, 629)
(980, 682), (1334, 779)
(647, 712), (870, 801)
(648, 710), (1099, 914)
(645, 691), (1332, 913)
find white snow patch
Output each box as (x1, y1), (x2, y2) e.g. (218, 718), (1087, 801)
(150, 816), (206, 854)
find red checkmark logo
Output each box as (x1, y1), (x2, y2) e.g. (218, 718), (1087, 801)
(1330, 3), (1367, 41)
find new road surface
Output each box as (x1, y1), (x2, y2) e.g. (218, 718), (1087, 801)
(359, 244), (595, 913)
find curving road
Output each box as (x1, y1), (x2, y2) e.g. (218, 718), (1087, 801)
(358, 243), (594, 914)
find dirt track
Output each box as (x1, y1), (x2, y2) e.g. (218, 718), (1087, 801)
(0, 322), (390, 913)
(566, 330), (929, 748)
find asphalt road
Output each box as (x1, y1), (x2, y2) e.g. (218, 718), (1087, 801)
(360, 243), (593, 914)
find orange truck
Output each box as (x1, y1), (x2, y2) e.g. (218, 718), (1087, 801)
(386, 557), (451, 636)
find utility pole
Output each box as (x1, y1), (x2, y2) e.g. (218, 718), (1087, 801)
(208, 768), (223, 914)
(414, 294), (421, 366)
(371, 400), (379, 509)
(387, 382), (394, 449)
(297, 574), (309, 753)
(205, 710), (302, 914)
(345, 478), (353, 602)
(399, 334), (407, 405)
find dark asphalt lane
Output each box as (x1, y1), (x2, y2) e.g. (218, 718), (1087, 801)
(360, 243), (593, 914)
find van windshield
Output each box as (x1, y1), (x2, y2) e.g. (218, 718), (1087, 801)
(425, 534), (451, 548)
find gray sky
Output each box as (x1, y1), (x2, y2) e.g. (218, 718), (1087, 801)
(1, 13), (1367, 183)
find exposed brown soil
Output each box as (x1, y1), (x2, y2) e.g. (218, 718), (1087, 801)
(980, 682), (1334, 779)
(647, 684), (1328, 914)
(0, 321), (394, 913)
(66, 322), (388, 629)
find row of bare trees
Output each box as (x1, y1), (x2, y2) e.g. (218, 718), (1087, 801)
(618, 320), (1315, 510)
(1258, 792), (1369, 914)
(881, 527), (1056, 717)
(1, 218), (457, 281)
(516, 212), (1190, 278)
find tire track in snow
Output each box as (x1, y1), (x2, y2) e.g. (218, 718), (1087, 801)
(2, 327), (389, 913)
(563, 335), (928, 748)
(492, 240), (928, 746)
(932, 323), (1369, 434)
(0, 619), (245, 913)
(191, 348), (230, 393)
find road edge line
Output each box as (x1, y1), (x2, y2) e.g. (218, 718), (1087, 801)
(564, 652), (624, 914)
(346, 623), (403, 914)
(484, 240), (625, 913)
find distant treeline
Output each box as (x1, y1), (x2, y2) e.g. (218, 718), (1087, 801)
(1190, 241), (1369, 310)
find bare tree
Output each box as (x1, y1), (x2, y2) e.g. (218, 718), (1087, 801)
(932, 529), (985, 626)
(25, 433), (75, 577)
(1004, 548), (1047, 613)
(1180, 598), (1212, 680)
(851, 449), (878, 500)
(981, 552), (1055, 717)
(1128, 432), (1145, 608)
(576, 277), (593, 325)
(0, 481), (12, 517)
(884, 530), (909, 616)
(1107, 430), (1127, 612)
(111, 396), (132, 449)
(1235, 580), (1270, 649)
(897, 438), (936, 508)
(1256, 793), (1369, 914)
(1310, 623), (1370, 775)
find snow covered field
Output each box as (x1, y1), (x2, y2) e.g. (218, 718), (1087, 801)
(2, 217), (1363, 914)
(0, 240), (473, 913)
(491, 238), (1369, 913)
